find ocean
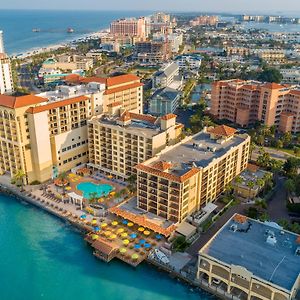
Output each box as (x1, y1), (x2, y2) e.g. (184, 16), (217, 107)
(0, 193), (215, 300)
(0, 10), (150, 55)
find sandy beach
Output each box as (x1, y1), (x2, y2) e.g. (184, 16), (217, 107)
(12, 28), (110, 59)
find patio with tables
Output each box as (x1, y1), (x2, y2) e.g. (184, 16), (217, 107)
(85, 217), (165, 267)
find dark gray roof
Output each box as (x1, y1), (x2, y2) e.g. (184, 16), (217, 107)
(201, 217), (300, 291)
(151, 87), (180, 102)
(154, 62), (178, 78)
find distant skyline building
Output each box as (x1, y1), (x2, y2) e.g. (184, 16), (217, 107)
(0, 30), (14, 95)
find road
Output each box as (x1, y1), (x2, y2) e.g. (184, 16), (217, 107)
(252, 146), (295, 162)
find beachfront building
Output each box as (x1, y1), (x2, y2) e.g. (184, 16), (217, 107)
(255, 49), (286, 64)
(42, 55), (94, 72)
(189, 16), (219, 27)
(149, 87), (181, 116)
(210, 79), (300, 133)
(88, 111), (183, 179)
(136, 125), (250, 222)
(197, 214), (300, 300)
(0, 31), (14, 95)
(110, 17), (148, 38)
(0, 74), (143, 184)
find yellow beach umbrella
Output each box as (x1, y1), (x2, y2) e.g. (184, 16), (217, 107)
(138, 227), (145, 232)
(144, 230), (150, 236)
(98, 198), (104, 203)
(101, 223), (108, 228)
(119, 247), (127, 254)
(109, 234), (117, 239)
(112, 221), (118, 226)
(104, 231), (112, 236)
(117, 228), (124, 234)
(132, 253), (139, 260)
(65, 186), (71, 191)
(123, 239), (130, 245)
(127, 222), (134, 227)
(91, 219), (97, 225)
(91, 234), (99, 240)
(121, 232), (128, 238)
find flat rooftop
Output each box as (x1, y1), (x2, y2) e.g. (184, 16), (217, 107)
(145, 130), (248, 176)
(94, 115), (162, 138)
(201, 215), (300, 291)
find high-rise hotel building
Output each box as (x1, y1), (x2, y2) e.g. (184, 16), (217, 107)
(0, 30), (14, 95)
(110, 17), (148, 38)
(88, 111), (183, 179)
(136, 125), (250, 223)
(0, 74), (143, 183)
(211, 79), (300, 133)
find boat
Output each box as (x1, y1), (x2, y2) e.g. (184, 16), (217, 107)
(32, 28), (41, 32)
(154, 249), (170, 264)
(67, 28), (74, 33)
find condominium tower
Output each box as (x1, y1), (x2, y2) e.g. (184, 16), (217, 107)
(0, 30), (14, 95)
(211, 79), (300, 133)
(0, 74), (143, 184)
(110, 18), (148, 38)
(136, 125), (250, 223)
(88, 111), (183, 179)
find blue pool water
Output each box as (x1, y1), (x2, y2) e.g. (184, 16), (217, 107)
(0, 193), (216, 300)
(77, 181), (113, 198)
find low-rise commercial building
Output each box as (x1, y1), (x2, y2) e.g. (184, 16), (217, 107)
(88, 111), (183, 179)
(197, 214), (300, 300)
(175, 54), (202, 70)
(136, 125), (250, 222)
(211, 79), (300, 133)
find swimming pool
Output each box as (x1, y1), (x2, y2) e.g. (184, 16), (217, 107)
(77, 182), (114, 199)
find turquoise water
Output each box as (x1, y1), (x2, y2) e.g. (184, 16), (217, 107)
(0, 193), (215, 300)
(77, 182), (113, 198)
(0, 10), (151, 55)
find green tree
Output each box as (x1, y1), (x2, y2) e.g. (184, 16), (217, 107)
(257, 68), (283, 83)
(12, 169), (26, 190)
(57, 172), (68, 195)
(247, 181), (255, 199)
(89, 192), (98, 204)
(284, 179), (296, 194)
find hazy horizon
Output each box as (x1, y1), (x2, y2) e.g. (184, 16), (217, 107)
(0, 0), (300, 15)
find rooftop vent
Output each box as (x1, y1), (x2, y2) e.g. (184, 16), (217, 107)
(266, 234), (277, 246)
(230, 224), (238, 232)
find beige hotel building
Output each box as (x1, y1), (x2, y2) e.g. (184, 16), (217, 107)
(0, 74), (143, 184)
(211, 79), (300, 133)
(136, 125), (250, 223)
(88, 111), (183, 179)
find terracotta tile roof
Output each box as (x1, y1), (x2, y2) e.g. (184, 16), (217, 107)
(233, 214), (248, 224)
(152, 161), (173, 171)
(242, 84), (259, 91)
(129, 112), (157, 124)
(104, 82), (143, 95)
(26, 95), (89, 114)
(106, 74), (140, 87)
(118, 111), (131, 122)
(161, 113), (177, 120)
(208, 125), (236, 137)
(136, 163), (199, 183)
(80, 77), (106, 84)
(107, 101), (122, 108)
(64, 74), (82, 83)
(247, 163), (259, 173)
(289, 90), (300, 96)
(262, 82), (284, 90)
(0, 94), (46, 109)
(109, 207), (177, 237)
(175, 124), (184, 130)
(91, 238), (118, 255)
(0, 53), (7, 59)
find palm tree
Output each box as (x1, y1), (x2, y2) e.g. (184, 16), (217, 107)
(247, 181), (255, 199)
(256, 178), (265, 193)
(12, 169), (26, 191)
(89, 192), (98, 204)
(284, 179), (296, 195)
(234, 175), (243, 185)
(57, 172), (68, 195)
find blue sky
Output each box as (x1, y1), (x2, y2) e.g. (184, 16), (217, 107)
(0, 0), (300, 13)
